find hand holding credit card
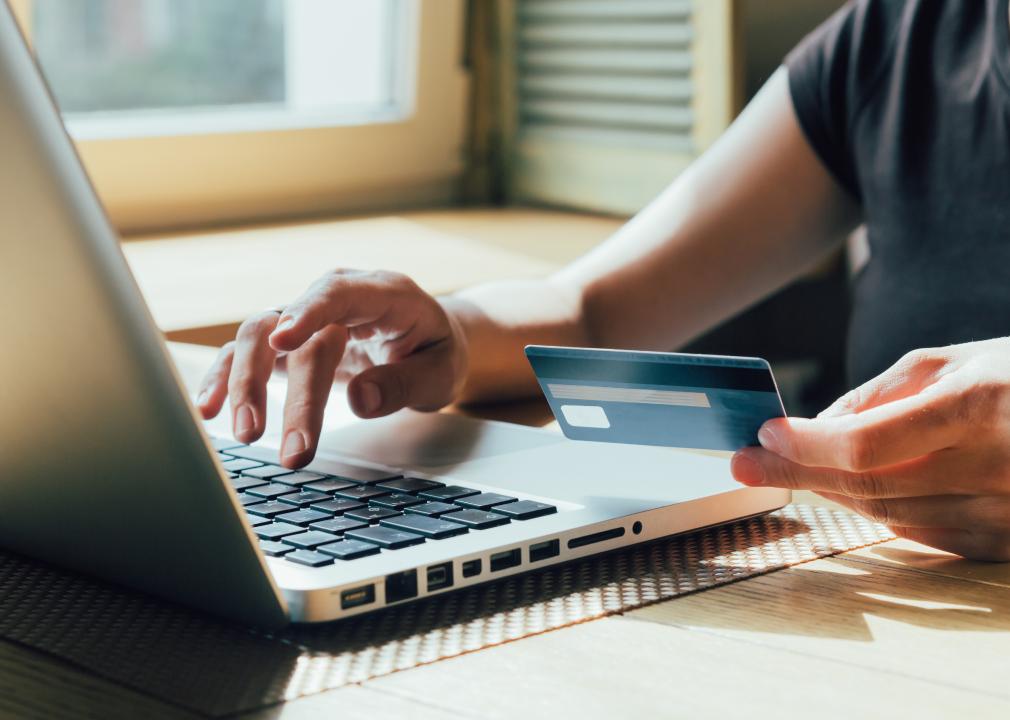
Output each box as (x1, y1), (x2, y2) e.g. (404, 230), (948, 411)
(526, 346), (786, 452)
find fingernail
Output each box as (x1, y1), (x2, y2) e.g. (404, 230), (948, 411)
(275, 316), (296, 333)
(282, 430), (307, 459)
(731, 452), (766, 486)
(235, 404), (255, 436)
(196, 390), (209, 407)
(358, 382), (381, 414)
(757, 425), (781, 454)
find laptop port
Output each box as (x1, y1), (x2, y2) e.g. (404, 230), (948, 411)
(385, 569), (418, 603)
(461, 559), (482, 578)
(489, 548), (521, 572)
(529, 539), (560, 563)
(568, 527), (625, 549)
(341, 584), (375, 610)
(426, 562), (453, 591)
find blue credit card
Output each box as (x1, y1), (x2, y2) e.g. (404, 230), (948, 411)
(525, 345), (786, 452)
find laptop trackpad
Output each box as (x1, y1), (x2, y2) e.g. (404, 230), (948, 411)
(316, 410), (564, 471)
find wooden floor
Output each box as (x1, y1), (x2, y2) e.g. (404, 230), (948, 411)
(5, 209), (1008, 719)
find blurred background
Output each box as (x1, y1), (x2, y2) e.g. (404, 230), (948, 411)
(13, 0), (848, 416)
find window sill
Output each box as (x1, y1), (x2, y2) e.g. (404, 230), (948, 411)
(122, 207), (623, 346)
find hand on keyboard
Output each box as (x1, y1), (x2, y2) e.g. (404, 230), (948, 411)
(194, 270), (469, 468)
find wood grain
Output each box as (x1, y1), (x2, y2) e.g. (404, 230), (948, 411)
(630, 556), (1010, 701)
(360, 614), (1009, 720)
(0, 639), (197, 720)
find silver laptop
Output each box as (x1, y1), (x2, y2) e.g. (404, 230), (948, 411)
(0, 3), (788, 627)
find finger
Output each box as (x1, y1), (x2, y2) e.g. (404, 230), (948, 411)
(196, 342), (235, 419)
(268, 270), (438, 354)
(818, 348), (950, 418)
(279, 326), (348, 467)
(757, 377), (966, 471)
(732, 446), (1009, 498)
(889, 526), (1010, 562)
(815, 491), (1010, 532)
(346, 341), (458, 418)
(228, 312), (281, 443)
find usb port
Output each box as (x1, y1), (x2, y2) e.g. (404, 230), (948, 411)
(529, 539), (560, 563)
(489, 548), (521, 572)
(426, 562), (453, 591)
(462, 559), (482, 577)
(340, 584), (375, 610)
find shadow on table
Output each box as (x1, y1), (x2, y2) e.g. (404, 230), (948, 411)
(632, 552), (1010, 644)
(0, 511), (845, 718)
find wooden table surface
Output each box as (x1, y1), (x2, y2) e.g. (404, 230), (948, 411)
(5, 210), (1009, 719)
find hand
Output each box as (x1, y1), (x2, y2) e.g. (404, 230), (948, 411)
(194, 269), (468, 467)
(731, 338), (1010, 561)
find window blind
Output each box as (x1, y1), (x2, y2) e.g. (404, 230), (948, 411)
(511, 0), (739, 215)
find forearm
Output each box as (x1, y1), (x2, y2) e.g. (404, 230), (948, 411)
(444, 68), (861, 406)
(441, 278), (588, 404)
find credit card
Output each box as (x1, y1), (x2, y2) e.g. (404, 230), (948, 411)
(525, 345), (786, 452)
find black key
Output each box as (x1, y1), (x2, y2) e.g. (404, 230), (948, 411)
(454, 492), (517, 510)
(441, 509), (511, 530)
(375, 477), (445, 494)
(304, 478), (359, 494)
(302, 462), (400, 485)
(273, 471), (328, 487)
(241, 465), (294, 480)
(310, 517), (368, 535)
(244, 511), (270, 527)
(285, 549), (334, 567)
(369, 493), (424, 510)
(221, 458), (264, 473)
(276, 508), (331, 527)
(345, 526), (426, 549)
(247, 483), (297, 500)
(284, 530), (341, 549)
(345, 506), (401, 523)
(211, 437), (244, 451)
(277, 489), (331, 508)
(254, 522), (302, 539)
(317, 539), (381, 560)
(230, 476), (268, 492)
(380, 514), (468, 539)
(259, 540), (293, 556)
(405, 501), (459, 517)
(246, 500), (297, 518)
(334, 485), (389, 501)
(228, 445), (400, 484)
(419, 485), (480, 502)
(311, 499), (365, 515)
(237, 493), (264, 506)
(492, 500), (558, 520)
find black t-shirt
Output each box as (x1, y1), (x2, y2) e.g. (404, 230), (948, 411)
(787, 0), (1010, 386)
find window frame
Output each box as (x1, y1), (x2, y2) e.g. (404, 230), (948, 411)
(12, 0), (469, 235)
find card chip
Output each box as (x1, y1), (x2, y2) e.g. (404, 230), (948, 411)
(560, 405), (611, 429)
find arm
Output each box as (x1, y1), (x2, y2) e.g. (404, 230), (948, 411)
(197, 68), (859, 465)
(447, 68), (861, 403)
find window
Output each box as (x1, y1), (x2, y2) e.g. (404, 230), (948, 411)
(11, 0), (468, 234)
(32, 0), (406, 138)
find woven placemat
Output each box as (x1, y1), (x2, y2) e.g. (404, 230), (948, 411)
(0, 505), (893, 717)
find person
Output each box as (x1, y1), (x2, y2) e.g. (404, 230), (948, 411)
(197, 0), (1010, 561)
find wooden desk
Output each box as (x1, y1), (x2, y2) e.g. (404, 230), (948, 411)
(5, 345), (1009, 719)
(4, 210), (1009, 719)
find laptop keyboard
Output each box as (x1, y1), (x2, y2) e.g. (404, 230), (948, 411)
(211, 437), (558, 568)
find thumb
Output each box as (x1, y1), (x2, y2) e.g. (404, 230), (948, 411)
(818, 349), (948, 419)
(346, 344), (458, 418)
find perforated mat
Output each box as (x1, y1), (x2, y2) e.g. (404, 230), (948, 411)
(0, 505), (893, 717)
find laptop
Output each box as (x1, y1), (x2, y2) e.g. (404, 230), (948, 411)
(0, 3), (789, 627)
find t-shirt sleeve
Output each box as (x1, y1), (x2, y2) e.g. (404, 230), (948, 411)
(785, 0), (900, 201)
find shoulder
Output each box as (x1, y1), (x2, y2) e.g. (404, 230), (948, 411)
(787, 0), (907, 108)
